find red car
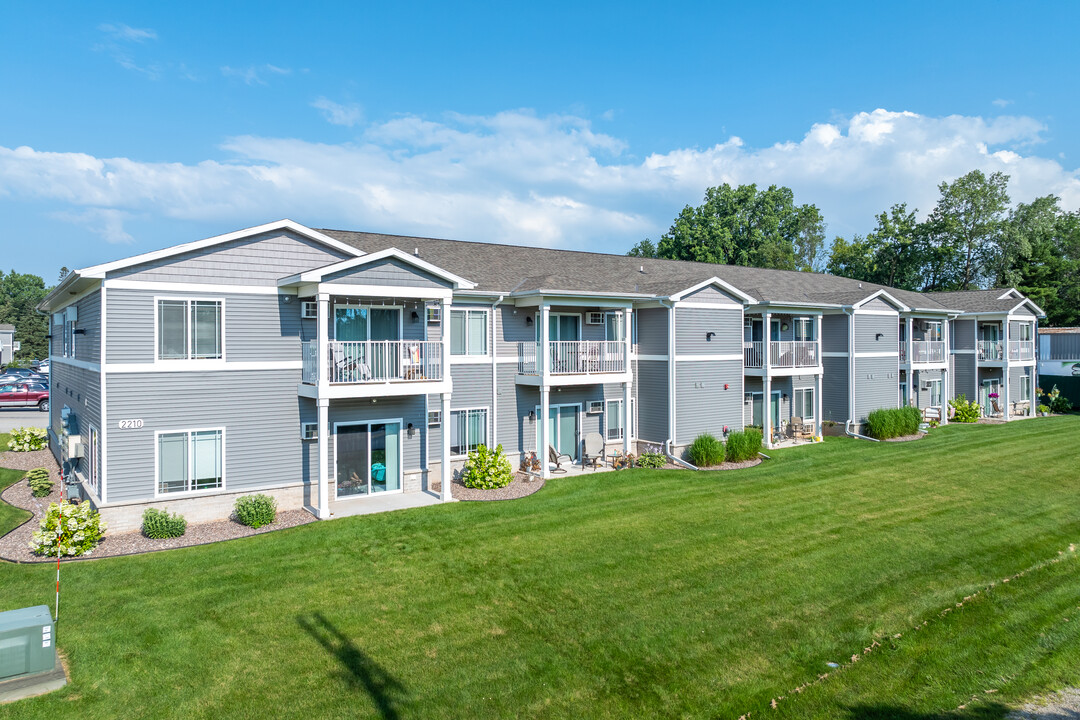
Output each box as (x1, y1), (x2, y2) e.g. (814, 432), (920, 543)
(0, 382), (49, 411)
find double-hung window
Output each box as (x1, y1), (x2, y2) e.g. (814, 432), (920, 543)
(928, 379), (943, 406)
(793, 317), (814, 342)
(793, 388), (815, 420)
(604, 312), (624, 342)
(56, 307), (78, 358)
(158, 299), (223, 360)
(158, 429), (224, 494)
(606, 400), (624, 440)
(926, 321), (943, 342)
(450, 408), (487, 456)
(1016, 323), (1033, 342)
(449, 309), (488, 356)
(1019, 377), (1031, 402)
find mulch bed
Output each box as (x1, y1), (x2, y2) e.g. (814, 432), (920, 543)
(431, 471), (545, 501)
(693, 457), (763, 471)
(885, 433), (926, 442)
(0, 447), (315, 563)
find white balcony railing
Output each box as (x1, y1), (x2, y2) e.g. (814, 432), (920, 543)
(977, 340), (1004, 361)
(769, 341), (819, 368)
(302, 340), (443, 384)
(909, 340), (946, 364)
(517, 340), (626, 376)
(899, 343), (906, 363)
(1009, 340), (1035, 361)
(744, 341), (763, 368)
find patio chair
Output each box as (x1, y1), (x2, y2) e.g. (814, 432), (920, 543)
(792, 417), (814, 442)
(991, 399), (1003, 416)
(548, 445), (572, 474)
(582, 432), (605, 470)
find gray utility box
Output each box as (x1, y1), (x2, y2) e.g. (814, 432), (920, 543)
(0, 606), (56, 681)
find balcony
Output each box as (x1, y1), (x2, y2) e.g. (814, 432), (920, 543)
(977, 340), (1004, 362)
(1008, 340), (1035, 361)
(302, 340), (443, 385)
(744, 341), (819, 369)
(517, 341), (626, 377)
(901, 340), (946, 364)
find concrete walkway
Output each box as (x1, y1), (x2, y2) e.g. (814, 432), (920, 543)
(328, 490), (446, 519)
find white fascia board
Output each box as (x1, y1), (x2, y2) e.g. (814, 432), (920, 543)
(748, 302), (837, 314)
(1009, 298), (1047, 318)
(79, 220), (363, 279)
(851, 289), (910, 312)
(317, 283), (454, 300)
(511, 289), (653, 301)
(998, 288), (1022, 300)
(284, 247), (476, 289)
(38, 274), (100, 312)
(667, 277), (754, 304)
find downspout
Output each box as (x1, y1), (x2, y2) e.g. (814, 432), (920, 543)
(491, 294), (505, 454)
(659, 298), (677, 462)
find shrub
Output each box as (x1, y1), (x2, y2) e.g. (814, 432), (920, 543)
(461, 443), (514, 489)
(29, 501), (107, 557)
(865, 406), (922, 440)
(724, 428), (763, 463)
(1045, 385), (1073, 413)
(636, 445), (666, 469)
(141, 508), (187, 539)
(26, 467), (53, 497)
(234, 494), (277, 528)
(950, 394), (981, 423)
(1038, 404), (1051, 415)
(8, 426), (47, 452)
(688, 433), (724, 467)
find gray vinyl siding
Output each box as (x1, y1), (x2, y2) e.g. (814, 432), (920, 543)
(852, 356), (899, 422)
(104, 369), (303, 503)
(74, 290), (102, 364)
(322, 258), (449, 289)
(498, 305), (533, 358)
(1009, 320), (1035, 339)
(952, 353), (977, 401)
(675, 359), (743, 445)
(49, 360), (102, 485)
(675, 307), (742, 355)
(328, 396), (427, 501)
(1009, 365), (1033, 403)
(861, 297), (898, 313)
(912, 369), (943, 409)
(299, 398), (318, 497)
(952, 319), (975, 350)
(821, 356), (849, 422)
(1011, 304), (1036, 317)
(681, 285), (743, 304)
(108, 230), (352, 285)
(854, 313), (899, 354)
(636, 359), (668, 442)
(636, 308), (668, 356)
(495, 365), (526, 454)
(449, 364), (493, 409)
(106, 288), (306, 364)
(821, 313), (848, 354)
(427, 394), (442, 461)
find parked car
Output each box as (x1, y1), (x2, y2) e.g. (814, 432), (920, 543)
(0, 382), (49, 411)
(34, 361), (49, 375)
(0, 372), (47, 385)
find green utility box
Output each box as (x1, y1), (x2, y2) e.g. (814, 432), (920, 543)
(0, 605), (57, 681)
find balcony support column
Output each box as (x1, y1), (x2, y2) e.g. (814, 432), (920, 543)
(763, 311), (772, 449)
(905, 317), (913, 368)
(539, 385), (551, 479)
(317, 292), (330, 390)
(317, 397), (330, 519)
(540, 304), (551, 381)
(624, 307), (633, 455)
(440, 392), (452, 501)
(1003, 364), (1011, 421)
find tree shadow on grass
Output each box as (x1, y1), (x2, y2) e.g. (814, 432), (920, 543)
(297, 612), (407, 720)
(841, 701), (1013, 719)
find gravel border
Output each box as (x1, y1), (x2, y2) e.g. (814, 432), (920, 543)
(0, 449), (316, 563)
(431, 471), (545, 501)
(1008, 688), (1080, 719)
(885, 433), (926, 442)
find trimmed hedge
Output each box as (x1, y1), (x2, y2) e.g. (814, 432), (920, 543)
(724, 428), (763, 463)
(142, 508), (187, 539)
(865, 406), (922, 440)
(688, 433), (724, 467)
(234, 494), (277, 529)
(26, 467), (53, 498)
(461, 444), (513, 490)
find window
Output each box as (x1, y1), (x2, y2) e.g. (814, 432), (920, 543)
(606, 400), (624, 440)
(157, 429), (223, 494)
(450, 309), (487, 356)
(1016, 323), (1033, 342)
(158, 299), (222, 360)
(925, 321), (943, 342)
(928, 379), (942, 406)
(793, 317), (814, 342)
(793, 388), (815, 420)
(426, 303), (441, 324)
(301, 422), (318, 440)
(605, 312), (624, 342)
(427, 410), (442, 426)
(58, 307), (78, 358)
(450, 408), (487, 456)
(1019, 379), (1031, 402)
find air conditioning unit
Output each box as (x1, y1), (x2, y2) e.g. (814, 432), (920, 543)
(300, 422), (317, 440)
(65, 435), (83, 458)
(0, 605), (61, 690)
(587, 401), (604, 414)
(301, 301), (318, 319)
(427, 410), (442, 426)
(922, 381), (933, 390)
(587, 312), (604, 325)
(426, 304), (441, 324)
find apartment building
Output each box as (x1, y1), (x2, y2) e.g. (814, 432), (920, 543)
(39, 220), (1044, 529)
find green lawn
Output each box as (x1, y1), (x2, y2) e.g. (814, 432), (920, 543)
(0, 432), (34, 537)
(2, 418), (1080, 719)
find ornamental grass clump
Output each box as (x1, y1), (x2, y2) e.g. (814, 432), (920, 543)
(461, 443), (513, 490)
(724, 428), (763, 463)
(30, 501), (107, 557)
(8, 426), (47, 452)
(142, 508), (187, 539)
(26, 467), (53, 497)
(865, 406), (922, 440)
(688, 433), (724, 467)
(949, 394), (981, 423)
(234, 494), (277, 528)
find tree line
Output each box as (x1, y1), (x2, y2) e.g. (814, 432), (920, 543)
(629, 170), (1080, 327)
(0, 270), (57, 366)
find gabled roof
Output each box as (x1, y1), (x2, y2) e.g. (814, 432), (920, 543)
(668, 277), (755, 304)
(923, 289), (1045, 316)
(852, 289), (909, 312)
(279, 247), (476, 289)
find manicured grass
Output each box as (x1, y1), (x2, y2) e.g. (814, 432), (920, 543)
(2, 417), (1080, 718)
(0, 466), (32, 537)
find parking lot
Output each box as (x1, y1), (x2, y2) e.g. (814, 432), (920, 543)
(0, 408), (49, 434)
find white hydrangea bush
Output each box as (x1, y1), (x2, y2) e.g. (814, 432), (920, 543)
(8, 426), (48, 452)
(30, 502), (108, 557)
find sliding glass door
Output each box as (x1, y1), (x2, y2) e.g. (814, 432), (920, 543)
(336, 422), (402, 497)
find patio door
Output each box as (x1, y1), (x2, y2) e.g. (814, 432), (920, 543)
(540, 404), (579, 461)
(334, 305), (401, 379)
(335, 422), (402, 497)
(545, 315), (581, 372)
(980, 379), (1000, 417)
(771, 391), (782, 430)
(744, 318), (763, 342)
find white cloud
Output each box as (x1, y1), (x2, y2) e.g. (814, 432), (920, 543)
(0, 108), (1077, 252)
(221, 64), (292, 86)
(97, 23), (157, 42)
(993, 98), (1014, 108)
(94, 22), (162, 78)
(53, 208), (134, 244)
(312, 97), (363, 127)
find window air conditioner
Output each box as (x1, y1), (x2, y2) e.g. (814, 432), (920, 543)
(587, 401), (604, 414)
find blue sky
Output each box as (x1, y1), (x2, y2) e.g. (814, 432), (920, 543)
(1, 1), (1078, 281)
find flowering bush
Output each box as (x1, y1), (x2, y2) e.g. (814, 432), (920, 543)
(29, 501), (107, 557)
(461, 444), (513, 490)
(1042, 384), (1073, 414)
(949, 394), (981, 423)
(8, 426), (48, 452)
(636, 444), (666, 469)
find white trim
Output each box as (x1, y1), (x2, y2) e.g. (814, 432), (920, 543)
(87, 424), (100, 494)
(793, 386), (816, 422)
(674, 354), (743, 362)
(153, 426), (226, 499)
(951, 349), (976, 355)
(331, 301), (405, 342)
(448, 406), (491, 460)
(99, 285), (108, 504)
(107, 279), (287, 295)
(853, 351), (900, 358)
(672, 301), (745, 310)
(448, 306), (491, 358)
(821, 351), (849, 358)
(154, 295), (225, 364)
(332, 418), (406, 497)
(52, 357), (101, 372)
(81, 220), (362, 278)
(635, 354), (669, 362)
(283, 246), (475, 289)
(852, 309), (902, 316)
(668, 277), (755, 303)
(449, 356), (495, 365)
(317, 283), (453, 300)
(852, 289), (910, 312)
(108, 360), (302, 373)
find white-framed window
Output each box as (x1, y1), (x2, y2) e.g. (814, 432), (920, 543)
(925, 320), (943, 342)
(87, 425), (99, 492)
(301, 422), (318, 440)
(426, 303), (441, 324)
(1016, 323), (1033, 342)
(605, 312), (624, 342)
(157, 298), (223, 360)
(928, 379), (942, 406)
(793, 388), (815, 421)
(449, 309), (488, 356)
(427, 410), (442, 426)
(793, 317), (815, 342)
(157, 428), (224, 495)
(450, 408), (487, 456)
(1019, 379), (1031, 402)
(57, 307), (78, 358)
(606, 400), (624, 440)
(301, 301), (318, 319)
(587, 400), (604, 414)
